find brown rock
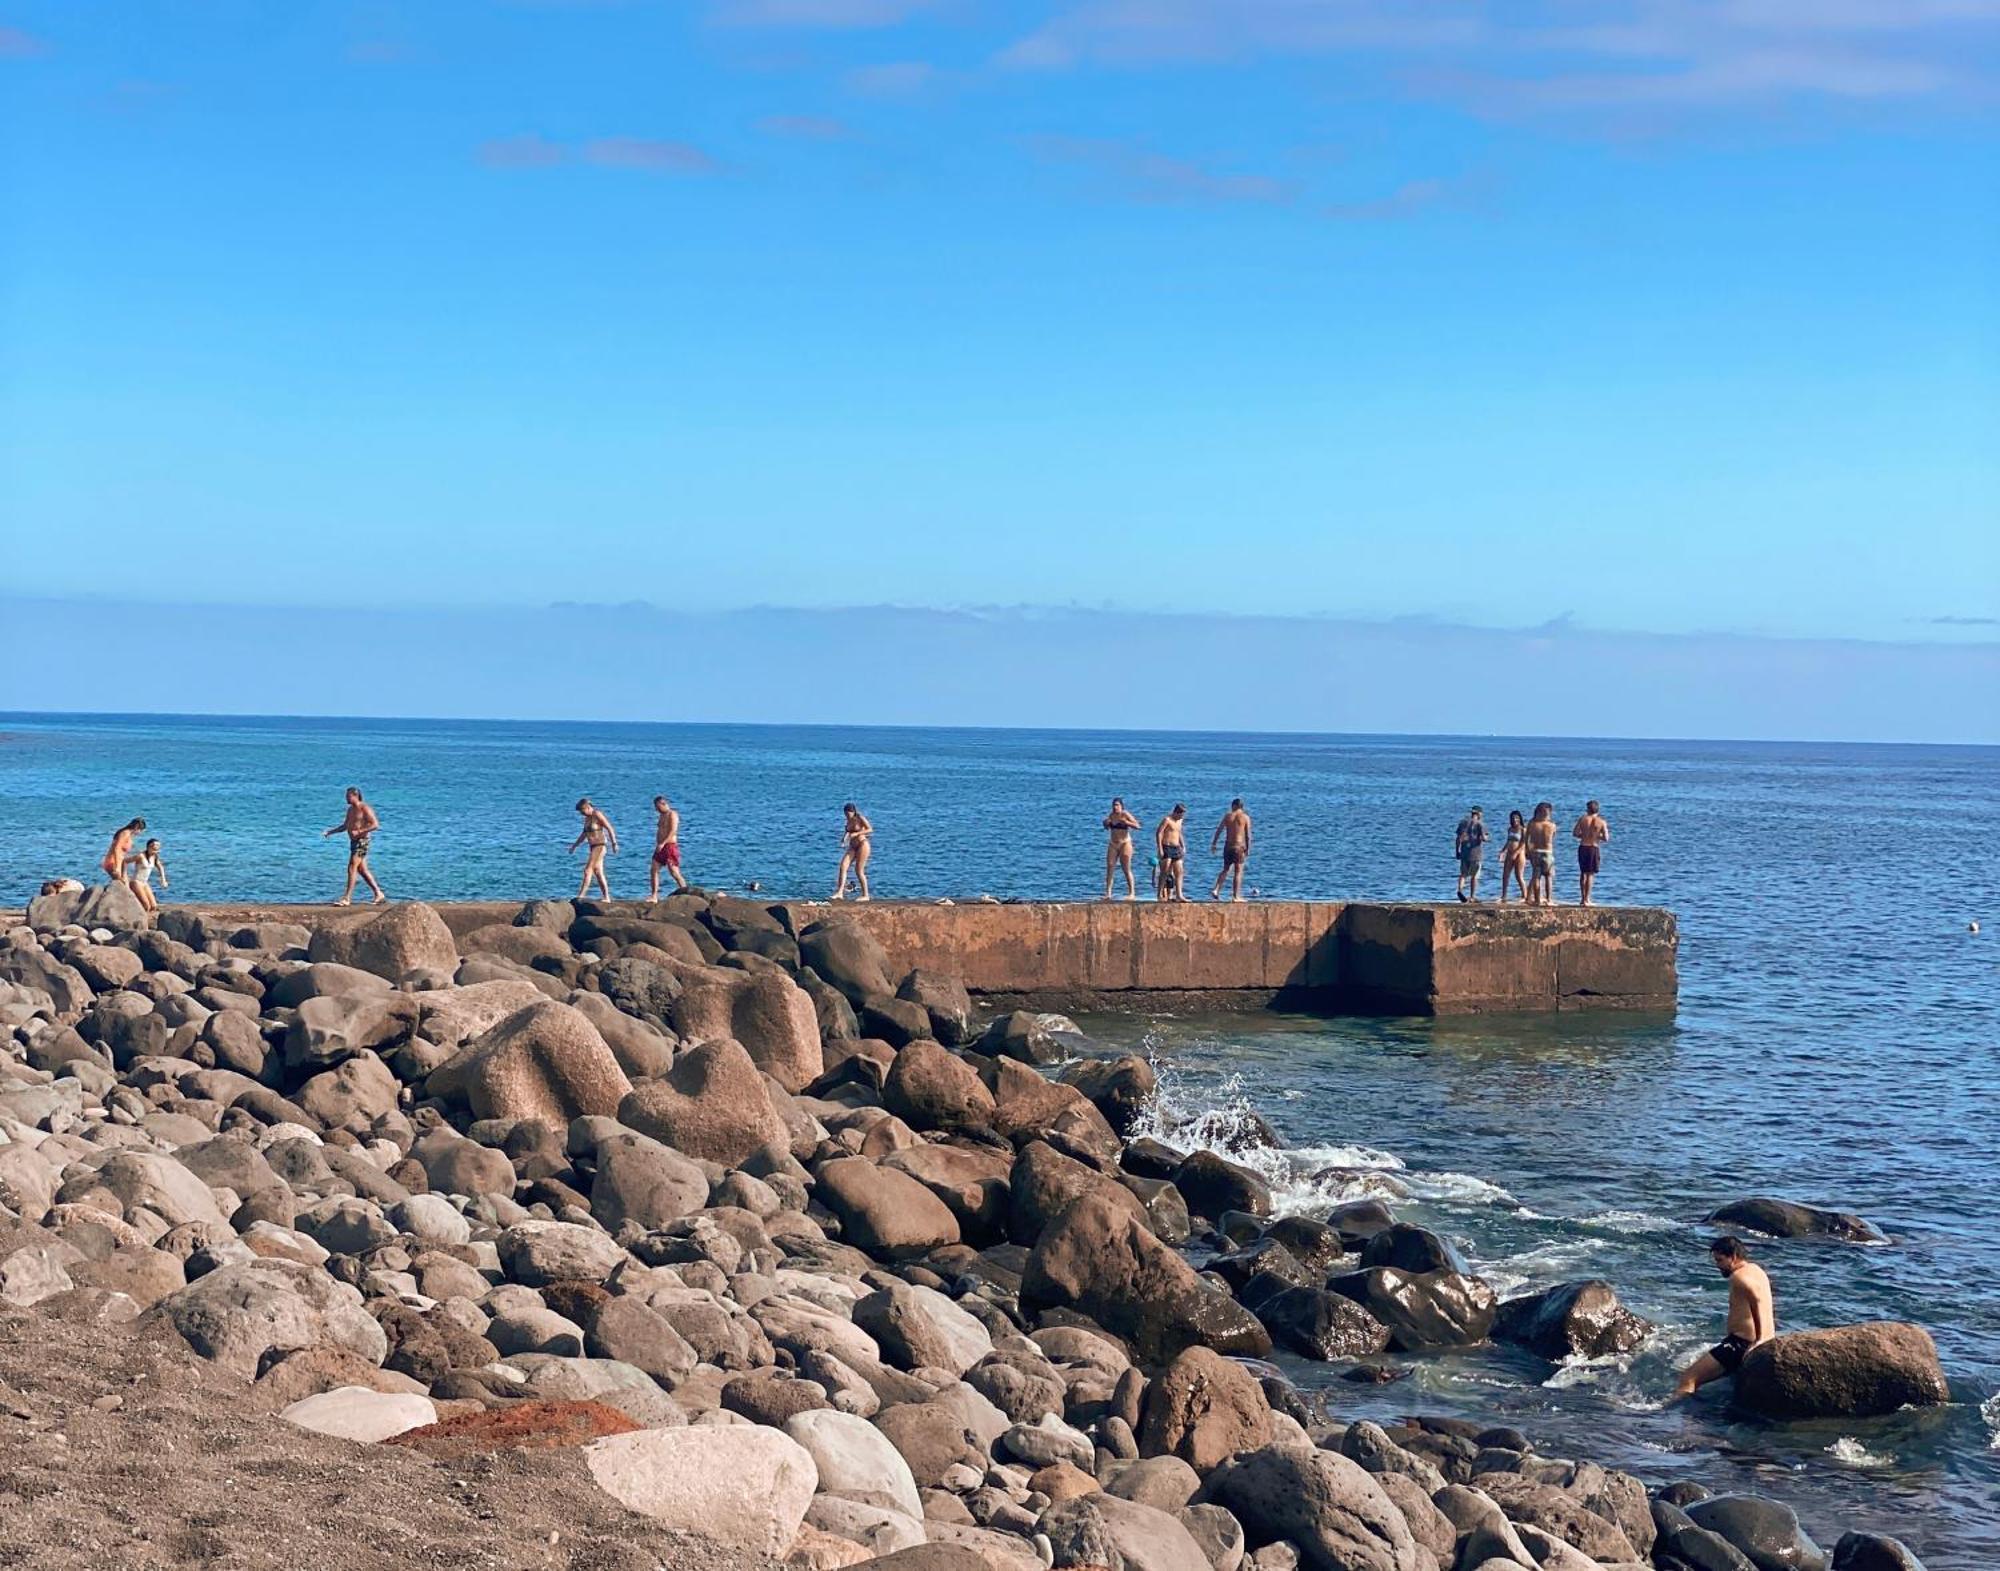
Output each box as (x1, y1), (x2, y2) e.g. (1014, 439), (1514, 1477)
(1474, 1474), (1637, 1562)
(1734, 1322), (1951, 1419)
(1008, 1140), (1150, 1246)
(1022, 1191), (1271, 1364)
(306, 902), (458, 981)
(673, 967), (824, 1094)
(426, 1000), (631, 1126)
(881, 1143), (1011, 1245)
(1032, 1461), (1101, 1503)
(815, 1158), (960, 1258)
(884, 1040), (996, 1133)
(1137, 1346), (1273, 1471)
(617, 1037), (789, 1167)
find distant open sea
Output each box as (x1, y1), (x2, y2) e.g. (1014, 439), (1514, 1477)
(4, 713), (1997, 1562)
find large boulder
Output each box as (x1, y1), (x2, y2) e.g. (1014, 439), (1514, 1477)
(816, 1157), (960, 1258)
(1021, 1191), (1270, 1363)
(1208, 1444), (1429, 1571)
(1705, 1198), (1885, 1244)
(283, 992), (419, 1075)
(1473, 1474), (1637, 1562)
(1066, 1055), (1158, 1138)
(1493, 1279), (1652, 1360)
(1732, 1323), (1949, 1419)
(897, 969), (973, 1046)
(853, 1282), (992, 1376)
(151, 1263), (333, 1379)
(414, 979), (550, 1050)
(1249, 1284), (1392, 1362)
(1684, 1496), (1827, 1571)
(672, 967), (823, 1093)
(784, 1408), (922, 1518)
(1327, 1267), (1495, 1351)
(1172, 1150), (1271, 1221)
(588, 1131), (709, 1232)
(306, 902), (457, 981)
(1041, 1491), (1213, 1571)
(1831, 1533), (1926, 1571)
(1136, 1346), (1273, 1471)
(1009, 1139), (1150, 1245)
(427, 1000), (631, 1125)
(30, 881), (152, 933)
(799, 921), (896, 1005)
(582, 1425), (817, 1557)
(62, 1151), (228, 1230)
(616, 1037), (788, 1166)
(884, 1039), (996, 1133)
(881, 1143), (1011, 1244)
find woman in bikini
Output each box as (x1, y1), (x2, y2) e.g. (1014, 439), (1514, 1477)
(833, 803), (873, 901)
(124, 837), (169, 913)
(101, 818), (146, 903)
(1497, 810), (1530, 904)
(570, 797), (618, 900)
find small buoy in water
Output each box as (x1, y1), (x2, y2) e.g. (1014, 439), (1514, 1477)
(1972, 921), (1981, 934)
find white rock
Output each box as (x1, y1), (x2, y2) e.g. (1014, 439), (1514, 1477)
(804, 1494), (927, 1555)
(584, 1426), (818, 1556)
(391, 1193), (471, 1246)
(785, 1408), (923, 1518)
(281, 1386), (438, 1443)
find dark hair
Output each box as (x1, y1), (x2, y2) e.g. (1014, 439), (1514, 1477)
(1587, 799), (1601, 813)
(1509, 810), (1524, 826)
(346, 786), (362, 798)
(144, 839), (160, 850)
(1470, 805), (1483, 815)
(575, 798), (590, 812)
(842, 802), (857, 814)
(1172, 803), (1185, 815)
(127, 817), (146, 832)
(653, 796), (667, 807)
(1709, 1236), (1745, 1260)
(1231, 798), (1244, 809)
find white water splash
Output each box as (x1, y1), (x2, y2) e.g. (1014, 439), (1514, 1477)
(1983, 1392), (2000, 1451)
(1826, 1437), (1894, 1469)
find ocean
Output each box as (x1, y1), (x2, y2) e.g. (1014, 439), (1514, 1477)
(4, 713), (1997, 1561)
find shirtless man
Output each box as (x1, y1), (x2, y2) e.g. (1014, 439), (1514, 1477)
(1673, 1236), (1775, 1401)
(102, 818), (145, 892)
(648, 796), (688, 899)
(1102, 798), (1142, 901)
(1155, 804), (1189, 902)
(570, 798), (617, 900)
(1522, 802), (1558, 906)
(1210, 798), (1253, 901)
(321, 789), (385, 905)
(1572, 799), (1611, 907)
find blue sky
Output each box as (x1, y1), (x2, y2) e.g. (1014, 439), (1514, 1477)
(2, 2), (1997, 668)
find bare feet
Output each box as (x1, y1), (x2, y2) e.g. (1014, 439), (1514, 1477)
(332, 897), (352, 907)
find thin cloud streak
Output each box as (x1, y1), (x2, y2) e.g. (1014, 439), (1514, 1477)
(1028, 135), (1297, 206)
(0, 24), (48, 58)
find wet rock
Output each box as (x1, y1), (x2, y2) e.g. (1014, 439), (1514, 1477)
(1474, 1473), (1637, 1562)
(1172, 1150), (1272, 1221)
(897, 968), (974, 1047)
(1684, 1496), (1828, 1571)
(1010, 1139), (1151, 1246)
(1493, 1279), (1653, 1360)
(1022, 1191), (1271, 1364)
(1357, 1224), (1466, 1277)
(1733, 1323), (1950, 1419)
(1066, 1055), (1158, 1138)
(1250, 1284), (1392, 1362)
(1705, 1198), (1885, 1244)
(979, 1009), (1080, 1066)
(1831, 1532), (1927, 1571)
(1326, 1267), (1495, 1351)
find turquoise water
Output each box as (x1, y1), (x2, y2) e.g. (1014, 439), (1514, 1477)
(4, 713), (1997, 1560)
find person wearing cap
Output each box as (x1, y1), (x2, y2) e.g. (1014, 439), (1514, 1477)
(1454, 805), (1488, 902)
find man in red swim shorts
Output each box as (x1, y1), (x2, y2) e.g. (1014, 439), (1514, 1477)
(649, 795), (688, 899)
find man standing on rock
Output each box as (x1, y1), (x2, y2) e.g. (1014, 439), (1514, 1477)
(1454, 805), (1488, 902)
(1209, 799), (1253, 901)
(1102, 798), (1142, 901)
(648, 795), (687, 900)
(1672, 1236), (1775, 1402)
(322, 789), (384, 906)
(570, 797), (617, 900)
(1572, 799), (1611, 907)
(1155, 804), (1189, 901)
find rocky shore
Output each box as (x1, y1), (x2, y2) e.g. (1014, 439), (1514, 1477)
(0, 882), (1944, 1571)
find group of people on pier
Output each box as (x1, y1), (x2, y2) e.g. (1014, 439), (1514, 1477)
(1452, 800), (1612, 907)
(70, 790), (1612, 908)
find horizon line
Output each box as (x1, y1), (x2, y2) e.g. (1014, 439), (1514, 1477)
(6, 708), (1996, 753)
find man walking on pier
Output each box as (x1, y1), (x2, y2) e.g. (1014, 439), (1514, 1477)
(1155, 804), (1188, 901)
(1454, 805), (1488, 902)
(649, 795), (687, 899)
(1672, 1236), (1775, 1402)
(1573, 799), (1611, 907)
(322, 789), (384, 906)
(1210, 798), (1253, 901)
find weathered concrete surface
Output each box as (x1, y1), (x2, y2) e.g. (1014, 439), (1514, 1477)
(14, 898), (1674, 1016)
(771, 901), (1676, 1016)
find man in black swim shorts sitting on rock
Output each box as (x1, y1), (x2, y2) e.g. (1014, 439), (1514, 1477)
(1673, 1235), (1775, 1401)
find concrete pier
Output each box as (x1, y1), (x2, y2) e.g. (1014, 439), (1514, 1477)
(40, 897), (1677, 1016)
